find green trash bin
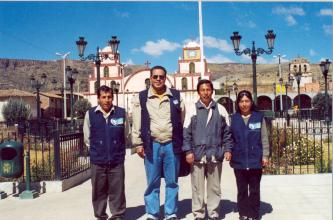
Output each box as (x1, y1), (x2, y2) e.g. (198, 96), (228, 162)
(0, 141), (24, 178)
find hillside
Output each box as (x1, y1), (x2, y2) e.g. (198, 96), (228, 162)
(0, 58), (328, 94)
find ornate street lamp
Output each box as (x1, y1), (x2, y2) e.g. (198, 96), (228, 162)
(319, 59), (331, 122)
(66, 66), (78, 122)
(111, 82), (120, 106)
(230, 30), (276, 104)
(76, 36), (120, 93)
(30, 73), (47, 120)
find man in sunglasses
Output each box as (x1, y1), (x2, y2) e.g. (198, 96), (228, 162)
(132, 65), (185, 220)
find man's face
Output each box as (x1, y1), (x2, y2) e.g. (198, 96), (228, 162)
(198, 83), (213, 106)
(150, 68), (166, 92)
(98, 91), (113, 112)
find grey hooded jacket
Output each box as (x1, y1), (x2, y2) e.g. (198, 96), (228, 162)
(182, 100), (233, 162)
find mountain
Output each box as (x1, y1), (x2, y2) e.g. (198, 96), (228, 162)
(0, 58), (328, 94)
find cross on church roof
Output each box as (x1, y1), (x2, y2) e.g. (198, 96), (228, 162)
(144, 60), (151, 68)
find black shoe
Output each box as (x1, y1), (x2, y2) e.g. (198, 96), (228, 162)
(239, 216), (247, 220)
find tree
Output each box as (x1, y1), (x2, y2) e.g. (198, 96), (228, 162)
(312, 92), (332, 120)
(73, 99), (91, 119)
(312, 92), (332, 110)
(2, 98), (31, 125)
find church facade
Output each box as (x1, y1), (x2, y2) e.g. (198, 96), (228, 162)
(84, 41), (212, 114)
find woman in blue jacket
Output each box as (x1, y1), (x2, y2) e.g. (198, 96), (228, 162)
(230, 90), (269, 220)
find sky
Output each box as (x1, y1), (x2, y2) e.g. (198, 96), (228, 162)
(0, 1), (332, 73)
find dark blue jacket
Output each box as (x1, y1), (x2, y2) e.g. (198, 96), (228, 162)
(230, 111), (264, 169)
(139, 88), (183, 155)
(89, 106), (126, 165)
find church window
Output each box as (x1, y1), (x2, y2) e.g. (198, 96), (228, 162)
(145, 78), (150, 89)
(182, 77), (188, 90)
(189, 62), (195, 73)
(104, 66), (109, 78)
(110, 80), (116, 89)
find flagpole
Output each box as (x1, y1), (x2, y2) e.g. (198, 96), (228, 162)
(198, 0), (205, 79)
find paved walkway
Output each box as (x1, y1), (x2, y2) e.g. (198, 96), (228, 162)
(0, 151), (331, 220)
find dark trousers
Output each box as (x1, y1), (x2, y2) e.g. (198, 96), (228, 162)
(234, 169), (262, 219)
(91, 163), (126, 220)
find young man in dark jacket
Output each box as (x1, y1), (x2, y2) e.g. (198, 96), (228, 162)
(183, 79), (233, 220)
(83, 85), (126, 220)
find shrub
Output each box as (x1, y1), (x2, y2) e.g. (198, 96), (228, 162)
(268, 125), (330, 174)
(2, 98), (31, 125)
(73, 99), (91, 119)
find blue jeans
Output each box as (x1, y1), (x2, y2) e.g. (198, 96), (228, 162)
(144, 141), (180, 219)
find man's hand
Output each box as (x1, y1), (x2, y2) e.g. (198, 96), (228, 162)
(186, 153), (194, 165)
(224, 152), (232, 161)
(136, 146), (145, 159)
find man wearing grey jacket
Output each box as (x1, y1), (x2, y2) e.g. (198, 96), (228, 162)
(183, 79), (233, 220)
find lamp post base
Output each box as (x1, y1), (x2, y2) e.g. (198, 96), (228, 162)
(19, 190), (38, 199)
(0, 191), (7, 199)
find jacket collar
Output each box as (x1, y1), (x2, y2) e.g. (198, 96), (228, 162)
(196, 99), (216, 110)
(94, 105), (115, 115)
(147, 87), (172, 98)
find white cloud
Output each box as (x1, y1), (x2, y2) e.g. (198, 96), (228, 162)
(309, 49), (317, 56)
(323, 25), (333, 35)
(272, 6), (305, 16)
(273, 6), (304, 26)
(113, 9), (130, 18)
(136, 39), (181, 57)
(302, 23), (310, 31)
(240, 54), (268, 64)
(206, 54), (234, 63)
(257, 56), (268, 64)
(318, 8), (333, 16)
(319, 58), (330, 62)
(237, 20), (257, 28)
(286, 15), (297, 26)
(124, 59), (134, 65)
(203, 36), (234, 53)
(271, 56), (289, 64)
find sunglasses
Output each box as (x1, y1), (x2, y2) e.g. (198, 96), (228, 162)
(152, 75), (166, 80)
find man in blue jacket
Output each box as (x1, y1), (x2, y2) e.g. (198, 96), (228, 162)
(83, 85), (126, 220)
(132, 65), (185, 220)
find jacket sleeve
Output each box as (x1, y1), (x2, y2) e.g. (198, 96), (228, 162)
(131, 94), (144, 147)
(182, 105), (194, 154)
(261, 117), (270, 159)
(83, 110), (90, 148)
(217, 104), (233, 152)
(221, 116), (233, 153)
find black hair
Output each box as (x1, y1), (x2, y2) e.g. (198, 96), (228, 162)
(235, 90), (256, 113)
(150, 65), (167, 76)
(197, 79), (214, 92)
(97, 85), (113, 98)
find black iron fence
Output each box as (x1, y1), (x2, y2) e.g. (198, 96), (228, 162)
(265, 116), (332, 174)
(0, 119), (89, 182)
(1, 114), (331, 181)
